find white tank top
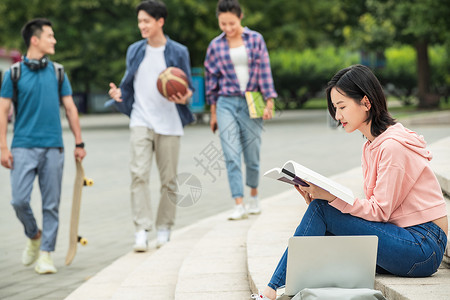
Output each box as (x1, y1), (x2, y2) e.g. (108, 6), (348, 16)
(229, 45), (249, 92)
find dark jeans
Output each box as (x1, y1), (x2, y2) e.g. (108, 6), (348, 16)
(269, 200), (447, 290)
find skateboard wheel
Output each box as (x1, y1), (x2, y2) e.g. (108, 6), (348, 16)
(83, 178), (94, 186)
(78, 236), (88, 246)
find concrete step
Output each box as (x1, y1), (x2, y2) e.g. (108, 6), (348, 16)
(174, 212), (256, 299)
(64, 250), (155, 300)
(443, 195), (450, 267)
(429, 136), (450, 197)
(64, 212), (226, 300)
(429, 136), (450, 264)
(247, 190), (308, 297)
(375, 268), (450, 300)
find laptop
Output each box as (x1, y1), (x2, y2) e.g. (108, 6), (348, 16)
(284, 235), (378, 297)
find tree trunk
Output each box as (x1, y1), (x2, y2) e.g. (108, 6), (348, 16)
(416, 40), (439, 108)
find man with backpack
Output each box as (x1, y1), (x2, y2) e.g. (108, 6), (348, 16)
(0, 18), (86, 274)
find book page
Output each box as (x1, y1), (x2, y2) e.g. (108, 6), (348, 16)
(264, 167), (299, 185)
(265, 160), (355, 205)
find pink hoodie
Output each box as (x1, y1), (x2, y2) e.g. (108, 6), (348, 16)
(331, 123), (447, 227)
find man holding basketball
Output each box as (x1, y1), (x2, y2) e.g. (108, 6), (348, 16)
(108, 0), (194, 251)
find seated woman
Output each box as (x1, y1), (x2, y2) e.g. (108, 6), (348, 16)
(255, 64), (448, 300)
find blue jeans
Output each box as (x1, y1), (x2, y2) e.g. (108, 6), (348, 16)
(268, 199), (447, 290)
(216, 96), (263, 198)
(10, 148), (64, 252)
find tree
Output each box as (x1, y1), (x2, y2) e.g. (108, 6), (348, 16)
(0, 0), (220, 92)
(161, 0), (218, 67)
(240, 0), (364, 51)
(2, 0), (447, 107)
(345, 0), (450, 108)
(0, 0), (139, 94)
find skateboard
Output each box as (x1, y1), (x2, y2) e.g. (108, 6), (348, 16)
(65, 159), (93, 265)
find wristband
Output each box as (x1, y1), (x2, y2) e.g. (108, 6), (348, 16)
(75, 142), (85, 149)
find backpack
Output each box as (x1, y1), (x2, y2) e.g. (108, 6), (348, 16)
(291, 287), (386, 300)
(10, 61), (64, 116)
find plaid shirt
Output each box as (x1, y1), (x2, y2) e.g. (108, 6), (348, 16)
(204, 27), (277, 105)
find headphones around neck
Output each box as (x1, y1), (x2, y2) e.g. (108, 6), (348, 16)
(23, 56), (48, 71)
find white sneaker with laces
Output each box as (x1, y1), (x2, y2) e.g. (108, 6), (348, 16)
(228, 204), (248, 220)
(133, 230), (148, 252)
(35, 252), (57, 274)
(156, 228), (171, 249)
(22, 236), (41, 266)
(247, 195), (261, 215)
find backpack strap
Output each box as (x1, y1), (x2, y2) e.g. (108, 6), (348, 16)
(53, 62), (64, 105)
(10, 62), (21, 116)
(9, 61), (65, 116)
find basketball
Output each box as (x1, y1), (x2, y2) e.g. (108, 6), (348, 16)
(157, 67), (188, 99)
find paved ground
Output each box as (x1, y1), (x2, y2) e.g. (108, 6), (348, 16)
(0, 109), (449, 300)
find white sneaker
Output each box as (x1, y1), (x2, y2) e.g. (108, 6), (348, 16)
(133, 230), (148, 252)
(22, 236), (41, 266)
(228, 204), (248, 220)
(35, 252), (57, 274)
(156, 228), (171, 249)
(247, 196), (261, 215)
(251, 291), (271, 299)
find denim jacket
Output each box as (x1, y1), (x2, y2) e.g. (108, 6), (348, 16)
(115, 36), (195, 127)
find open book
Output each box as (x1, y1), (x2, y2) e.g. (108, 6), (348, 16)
(264, 160), (355, 205)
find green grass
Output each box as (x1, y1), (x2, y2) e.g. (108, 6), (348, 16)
(302, 98), (328, 109)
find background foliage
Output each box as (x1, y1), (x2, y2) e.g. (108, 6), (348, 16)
(0, 0), (448, 109)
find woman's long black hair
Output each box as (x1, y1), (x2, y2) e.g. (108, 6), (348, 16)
(326, 64), (396, 138)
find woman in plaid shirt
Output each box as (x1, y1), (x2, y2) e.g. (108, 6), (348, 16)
(204, 0), (277, 220)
